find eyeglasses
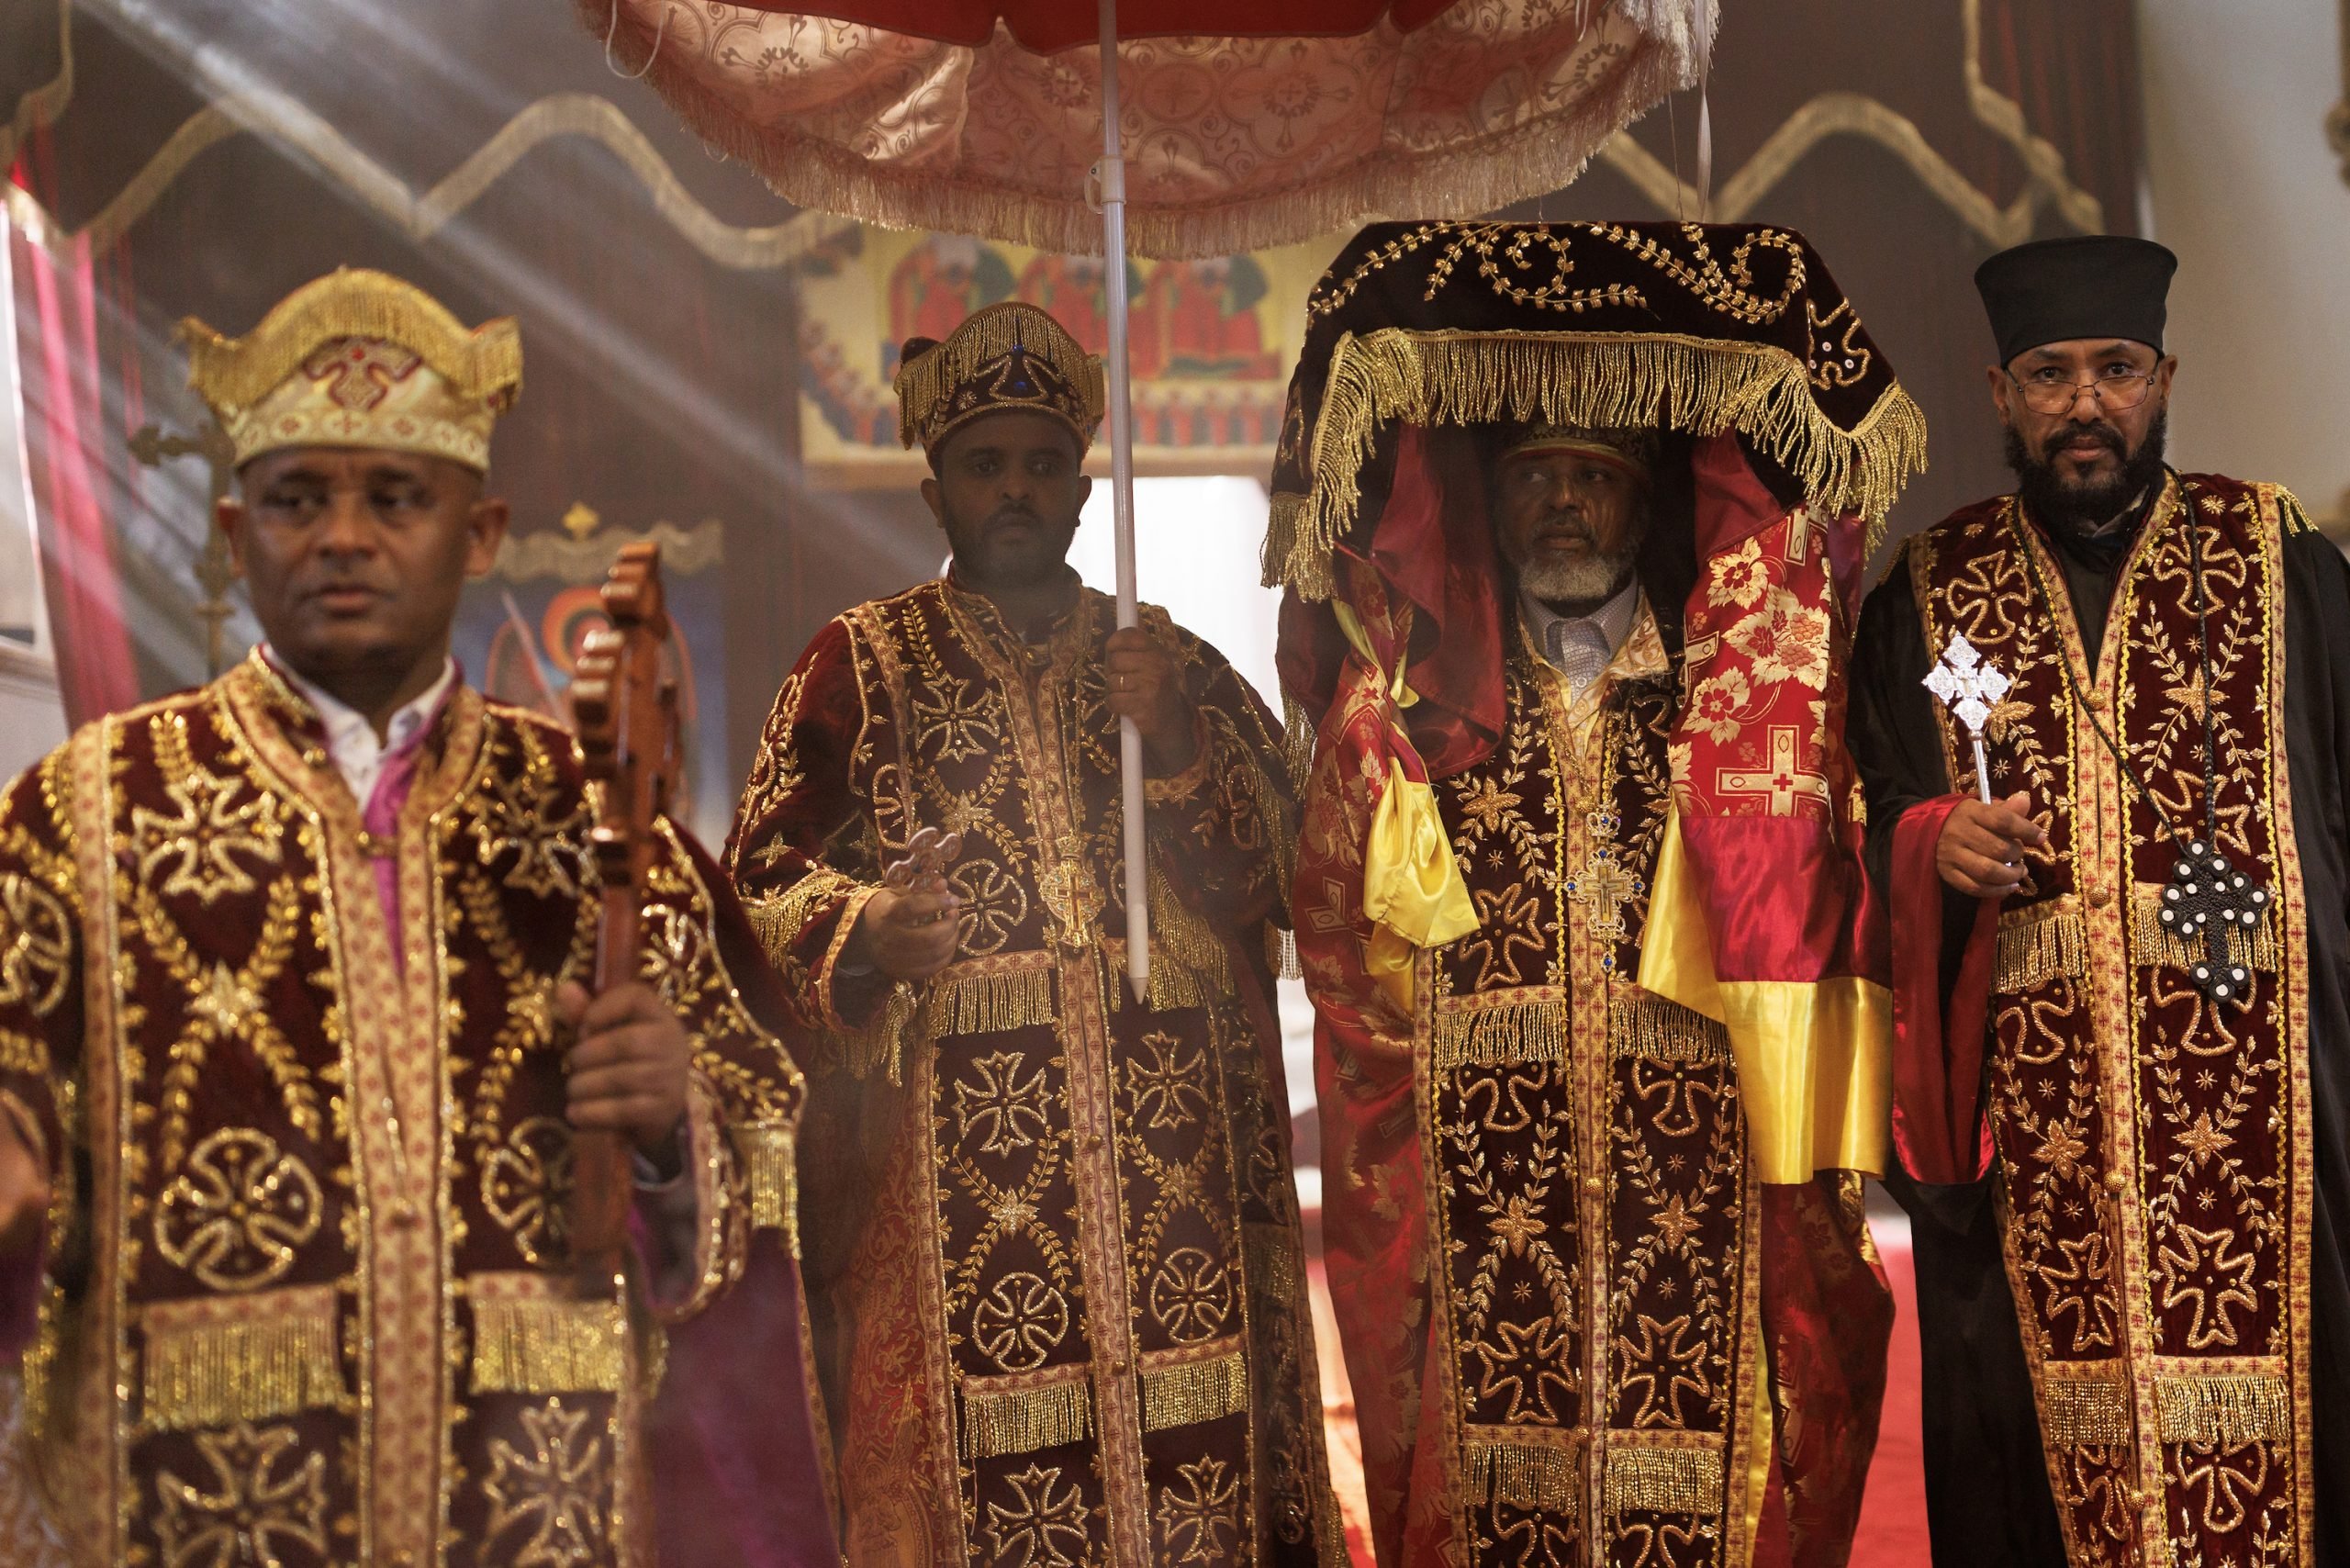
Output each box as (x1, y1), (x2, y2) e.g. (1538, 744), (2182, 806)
(2005, 364), (2159, 417)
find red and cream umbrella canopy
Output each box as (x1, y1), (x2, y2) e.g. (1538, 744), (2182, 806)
(588, 0), (1708, 258)
(589, 0), (1710, 988)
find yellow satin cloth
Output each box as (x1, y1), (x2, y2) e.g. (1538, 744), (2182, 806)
(1637, 809), (1891, 1182)
(1332, 604), (1478, 1016)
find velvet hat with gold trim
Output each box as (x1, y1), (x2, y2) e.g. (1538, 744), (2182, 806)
(894, 300), (1105, 456)
(183, 268), (522, 471)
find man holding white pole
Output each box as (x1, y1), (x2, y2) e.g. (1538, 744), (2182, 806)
(724, 302), (1341, 1566)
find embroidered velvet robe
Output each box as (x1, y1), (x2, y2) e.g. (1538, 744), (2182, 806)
(1297, 577), (1891, 1568)
(1853, 473), (2347, 1567)
(0, 654), (810, 1568)
(725, 577), (1342, 1567)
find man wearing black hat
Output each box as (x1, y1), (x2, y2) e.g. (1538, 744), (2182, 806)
(1851, 235), (2348, 1566)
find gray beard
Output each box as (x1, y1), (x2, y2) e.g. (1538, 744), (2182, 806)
(1517, 551), (1634, 608)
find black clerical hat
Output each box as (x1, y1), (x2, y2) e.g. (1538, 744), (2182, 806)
(1974, 235), (2177, 365)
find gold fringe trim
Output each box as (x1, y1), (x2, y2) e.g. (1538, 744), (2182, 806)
(469, 1294), (627, 1395)
(1604, 1443), (1726, 1517)
(1245, 1223), (1302, 1305)
(745, 870), (856, 969)
(2153, 1372), (2290, 1448)
(733, 1120), (798, 1246)
(1277, 329), (1929, 597)
(926, 962), (1058, 1038)
(1465, 1438), (1581, 1514)
(847, 980), (920, 1087)
(1995, 901), (2087, 993)
(960, 1371), (1092, 1461)
(1608, 994), (1730, 1065)
(1433, 990), (1566, 1070)
(1264, 493), (1331, 599)
(1142, 863), (1236, 1012)
(182, 267), (521, 414)
(1140, 1345), (1249, 1433)
(141, 1286), (343, 1432)
(2128, 882), (2277, 974)
(592, 0), (1700, 263)
(2041, 1372), (2132, 1447)
(890, 300), (1105, 448)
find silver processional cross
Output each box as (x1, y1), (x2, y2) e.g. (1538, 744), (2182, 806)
(1922, 633), (2010, 802)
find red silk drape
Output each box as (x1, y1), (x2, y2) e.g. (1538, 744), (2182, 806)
(9, 163), (139, 726)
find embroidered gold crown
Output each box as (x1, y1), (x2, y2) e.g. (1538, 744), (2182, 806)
(894, 301), (1104, 455)
(1503, 423), (1661, 477)
(183, 268), (522, 470)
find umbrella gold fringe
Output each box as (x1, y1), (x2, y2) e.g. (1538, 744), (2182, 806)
(580, 0), (1700, 263)
(1270, 330), (1927, 598)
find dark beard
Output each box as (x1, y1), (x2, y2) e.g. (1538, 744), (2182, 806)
(2005, 409), (2169, 542)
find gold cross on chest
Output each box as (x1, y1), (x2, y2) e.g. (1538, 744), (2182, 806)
(1566, 808), (1644, 951)
(1715, 723), (1831, 817)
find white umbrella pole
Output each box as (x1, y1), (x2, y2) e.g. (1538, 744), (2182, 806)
(1098, 0), (1148, 1000)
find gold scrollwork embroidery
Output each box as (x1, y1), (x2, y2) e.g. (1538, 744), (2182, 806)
(1154, 1456), (1242, 1563)
(483, 1397), (610, 1568)
(470, 724), (595, 900)
(954, 1051), (1054, 1158)
(982, 1461), (1092, 1566)
(128, 714), (285, 903)
(154, 1423), (330, 1568)
(0, 870), (72, 1017)
(154, 1128), (324, 1292)
(971, 1271), (1072, 1372)
(482, 1117), (574, 1269)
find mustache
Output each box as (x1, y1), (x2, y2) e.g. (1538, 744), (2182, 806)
(2039, 420), (2126, 459)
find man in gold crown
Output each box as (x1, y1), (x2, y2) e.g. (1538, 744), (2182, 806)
(0, 268), (824, 1567)
(726, 301), (1342, 1565)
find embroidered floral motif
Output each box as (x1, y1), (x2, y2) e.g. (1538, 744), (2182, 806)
(0, 872), (72, 1018)
(1154, 1457), (1241, 1563)
(482, 1117), (575, 1268)
(129, 714), (285, 904)
(154, 1128), (325, 1293)
(152, 1421), (328, 1568)
(482, 1398), (608, 1568)
(982, 1462), (1091, 1567)
(971, 1272), (1073, 1372)
(955, 1052), (1054, 1157)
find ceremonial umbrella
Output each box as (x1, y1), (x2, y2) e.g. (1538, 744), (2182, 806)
(588, 0), (1710, 987)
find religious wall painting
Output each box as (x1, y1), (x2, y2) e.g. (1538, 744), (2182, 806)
(453, 507), (732, 846)
(796, 226), (1345, 485)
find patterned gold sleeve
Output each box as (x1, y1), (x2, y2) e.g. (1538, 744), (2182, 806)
(0, 747), (84, 1210)
(1139, 609), (1297, 937)
(723, 615), (893, 1041)
(638, 821), (810, 1320)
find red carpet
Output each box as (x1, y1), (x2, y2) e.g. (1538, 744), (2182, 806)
(1850, 1214), (1930, 1564)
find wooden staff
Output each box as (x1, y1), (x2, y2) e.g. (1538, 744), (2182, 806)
(568, 541), (681, 1295)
